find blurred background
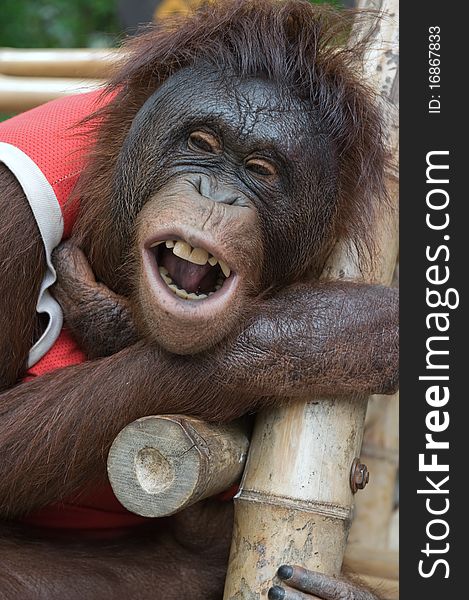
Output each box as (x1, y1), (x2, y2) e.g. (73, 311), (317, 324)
(0, 0), (351, 121)
(0, 0), (350, 49)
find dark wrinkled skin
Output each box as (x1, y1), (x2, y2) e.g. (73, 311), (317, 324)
(0, 13), (395, 600)
(50, 243), (138, 359)
(111, 69), (336, 291)
(269, 566), (379, 600)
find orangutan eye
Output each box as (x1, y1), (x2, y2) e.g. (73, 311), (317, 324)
(188, 131), (222, 154)
(245, 157), (277, 178)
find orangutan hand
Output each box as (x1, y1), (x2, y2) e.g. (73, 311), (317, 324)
(52, 240), (138, 358)
(268, 566), (379, 600)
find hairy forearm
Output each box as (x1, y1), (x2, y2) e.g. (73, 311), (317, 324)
(224, 281), (399, 401)
(52, 243), (398, 405)
(0, 340), (257, 517)
(0, 282), (397, 516)
(0, 344), (166, 517)
(0, 165), (46, 391)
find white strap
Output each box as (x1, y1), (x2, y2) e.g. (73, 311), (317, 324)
(0, 142), (64, 368)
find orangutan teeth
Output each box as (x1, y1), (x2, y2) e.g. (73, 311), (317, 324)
(158, 266), (209, 301)
(187, 292), (208, 300)
(218, 260), (230, 278)
(188, 247), (209, 265)
(155, 238), (232, 280)
(173, 240), (192, 260)
(158, 266), (172, 285)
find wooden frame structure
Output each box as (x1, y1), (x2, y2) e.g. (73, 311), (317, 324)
(0, 49), (119, 112)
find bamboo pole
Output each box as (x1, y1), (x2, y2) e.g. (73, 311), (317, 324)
(346, 0), (400, 551)
(0, 74), (103, 113)
(107, 414), (399, 584)
(348, 392), (399, 548)
(0, 48), (122, 79)
(343, 546), (398, 581)
(107, 415), (249, 517)
(223, 1), (398, 597)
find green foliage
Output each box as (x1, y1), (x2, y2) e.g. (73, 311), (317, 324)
(0, 1), (343, 50)
(0, 0), (119, 48)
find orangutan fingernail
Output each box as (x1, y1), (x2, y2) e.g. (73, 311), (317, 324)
(268, 586), (286, 600)
(278, 565), (294, 580)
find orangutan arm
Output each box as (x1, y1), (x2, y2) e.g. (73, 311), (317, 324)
(0, 501), (231, 600)
(0, 164), (46, 391)
(51, 241), (138, 358)
(0, 263), (396, 519)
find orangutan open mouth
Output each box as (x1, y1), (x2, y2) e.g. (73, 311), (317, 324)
(149, 239), (232, 301)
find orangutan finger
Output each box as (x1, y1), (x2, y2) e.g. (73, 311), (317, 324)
(52, 241), (96, 285)
(268, 585), (320, 600)
(277, 566), (377, 600)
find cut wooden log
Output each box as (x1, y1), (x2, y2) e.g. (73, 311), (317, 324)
(107, 415), (249, 518)
(107, 414), (398, 588)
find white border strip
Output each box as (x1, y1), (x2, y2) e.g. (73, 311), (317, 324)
(0, 142), (64, 367)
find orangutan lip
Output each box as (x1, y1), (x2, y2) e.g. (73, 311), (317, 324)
(144, 249), (238, 317)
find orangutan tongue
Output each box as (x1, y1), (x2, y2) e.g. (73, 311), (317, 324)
(161, 250), (217, 294)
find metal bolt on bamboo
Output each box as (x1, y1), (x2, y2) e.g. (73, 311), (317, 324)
(348, 393), (399, 547)
(350, 459), (370, 494)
